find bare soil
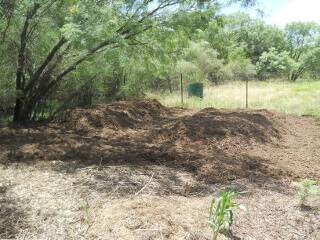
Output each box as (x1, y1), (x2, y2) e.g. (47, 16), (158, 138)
(0, 99), (320, 240)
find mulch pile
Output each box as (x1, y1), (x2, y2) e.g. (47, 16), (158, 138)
(1, 99), (320, 240)
(1, 99), (320, 183)
(51, 99), (169, 132)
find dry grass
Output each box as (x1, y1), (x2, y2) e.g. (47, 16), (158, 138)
(1, 162), (320, 240)
(1, 100), (320, 239)
(148, 80), (320, 119)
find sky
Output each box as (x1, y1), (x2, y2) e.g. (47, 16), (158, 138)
(223, 0), (320, 28)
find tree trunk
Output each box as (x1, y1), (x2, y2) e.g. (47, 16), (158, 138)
(11, 1), (177, 122)
(21, 103), (33, 121)
(13, 3), (40, 121)
(13, 98), (23, 121)
(291, 73), (299, 81)
(167, 77), (172, 93)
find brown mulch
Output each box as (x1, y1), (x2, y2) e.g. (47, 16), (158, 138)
(0, 99), (320, 239)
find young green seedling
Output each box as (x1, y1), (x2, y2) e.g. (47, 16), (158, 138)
(208, 189), (248, 240)
(292, 179), (320, 205)
(77, 200), (94, 225)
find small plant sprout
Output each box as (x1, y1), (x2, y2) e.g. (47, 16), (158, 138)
(77, 200), (93, 225)
(291, 179), (320, 205)
(208, 189), (248, 240)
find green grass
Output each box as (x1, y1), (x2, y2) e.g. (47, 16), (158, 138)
(0, 115), (12, 125)
(147, 80), (320, 120)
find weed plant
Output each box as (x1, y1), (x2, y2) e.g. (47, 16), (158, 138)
(77, 201), (93, 225)
(292, 179), (320, 205)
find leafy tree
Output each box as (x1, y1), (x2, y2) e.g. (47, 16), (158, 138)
(0, 0), (15, 45)
(116, 4), (226, 95)
(218, 47), (255, 81)
(0, 0), (259, 121)
(256, 47), (294, 78)
(1, 0), (185, 121)
(284, 21), (320, 81)
(224, 13), (285, 63)
(176, 40), (224, 84)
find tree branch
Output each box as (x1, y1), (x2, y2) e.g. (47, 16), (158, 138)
(26, 0), (183, 110)
(52, 75), (96, 116)
(118, 0), (181, 37)
(124, 25), (153, 39)
(0, 0), (15, 45)
(16, 2), (41, 90)
(24, 37), (67, 94)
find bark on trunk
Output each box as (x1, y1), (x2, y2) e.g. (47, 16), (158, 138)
(13, 3), (40, 121)
(167, 77), (172, 93)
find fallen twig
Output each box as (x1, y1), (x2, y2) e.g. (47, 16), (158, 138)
(134, 173), (154, 196)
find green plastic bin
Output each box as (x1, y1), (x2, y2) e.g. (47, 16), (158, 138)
(188, 83), (203, 98)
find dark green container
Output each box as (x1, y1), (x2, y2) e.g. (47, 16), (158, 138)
(188, 83), (203, 98)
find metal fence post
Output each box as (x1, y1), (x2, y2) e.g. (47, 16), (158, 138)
(246, 75), (249, 108)
(181, 72), (183, 104)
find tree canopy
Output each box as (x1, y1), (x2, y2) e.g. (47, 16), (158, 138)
(1, 0), (320, 122)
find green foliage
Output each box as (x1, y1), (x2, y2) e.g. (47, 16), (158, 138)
(299, 47), (320, 73)
(60, 1), (122, 50)
(167, 5), (220, 40)
(284, 21), (320, 80)
(2, 0), (197, 121)
(285, 21), (320, 61)
(0, 46), (16, 121)
(208, 189), (248, 240)
(292, 179), (320, 205)
(224, 13), (285, 63)
(256, 47), (295, 75)
(177, 40), (224, 84)
(218, 48), (256, 81)
(76, 199), (97, 231)
(219, 61), (256, 81)
(120, 50), (173, 98)
(5, 0), (320, 121)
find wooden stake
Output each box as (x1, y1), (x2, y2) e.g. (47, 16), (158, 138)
(180, 72), (183, 104)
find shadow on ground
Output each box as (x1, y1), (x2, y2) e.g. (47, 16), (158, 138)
(0, 184), (28, 238)
(0, 100), (302, 198)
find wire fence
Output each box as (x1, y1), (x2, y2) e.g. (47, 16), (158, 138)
(184, 75), (320, 117)
(2, 73), (320, 124)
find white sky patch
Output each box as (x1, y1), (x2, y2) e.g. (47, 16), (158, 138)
(265, 0), (320, 28)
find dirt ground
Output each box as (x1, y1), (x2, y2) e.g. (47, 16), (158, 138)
(0, 99), (320, 240)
